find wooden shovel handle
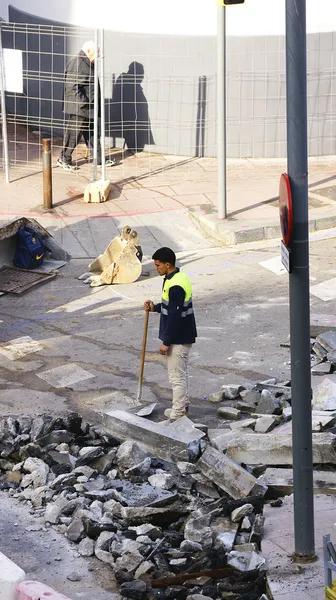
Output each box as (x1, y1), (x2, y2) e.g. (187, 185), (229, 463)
(137, 309), (149, 401)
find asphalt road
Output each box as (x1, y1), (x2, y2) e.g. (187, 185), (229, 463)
(0, 228), (335, 425)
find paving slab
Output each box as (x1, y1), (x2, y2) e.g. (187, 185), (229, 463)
(100, 409), (204, 461)
(226, 432), (336, 465)
(259, 468), (336, 495)
(2, 155), (336, 252)
(263, 494), (336, 600)
(197, 446), (266, 500)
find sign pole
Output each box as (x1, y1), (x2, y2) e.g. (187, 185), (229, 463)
(217, 1), (227, 219)
(286, 0), (315, 559)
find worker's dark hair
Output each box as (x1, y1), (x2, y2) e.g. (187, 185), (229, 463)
(152, 247), (176, 266)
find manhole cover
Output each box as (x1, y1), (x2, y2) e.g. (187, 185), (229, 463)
(0, 266), (57, 294)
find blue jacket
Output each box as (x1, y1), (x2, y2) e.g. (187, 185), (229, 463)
(154, 268), (197, 346)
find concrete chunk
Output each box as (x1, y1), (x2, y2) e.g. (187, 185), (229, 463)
(197, 446), (267, 500)
(220, 384), (242, 400)
(229, 418), (255, 431)
(101, 409), (203, 461)
(254, 415), (279, 433)
(317, 331), (336, 353)
(258, 467), (336, 495)
(217, 406), (241, 420)
(313, 377), (336, 410)
(227, 432), (336, 465)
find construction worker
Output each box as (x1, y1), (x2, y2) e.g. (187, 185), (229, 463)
(144, 247), (197, 421)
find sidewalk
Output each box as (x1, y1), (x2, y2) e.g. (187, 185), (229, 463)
(263, 494), (334, 600)
(1, 146), (336, 255)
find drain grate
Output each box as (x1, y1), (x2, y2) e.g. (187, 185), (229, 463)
(0, 266), (57, 294)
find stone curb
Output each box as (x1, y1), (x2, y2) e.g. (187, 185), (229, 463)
(0, 551), (71, 600)
(191, 208), (336, 246)
(16, 581), (71, 600)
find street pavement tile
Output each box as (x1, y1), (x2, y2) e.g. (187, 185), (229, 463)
(37, 363), (94, 388)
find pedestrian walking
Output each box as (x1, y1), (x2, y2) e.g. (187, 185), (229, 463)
(144, 247), (197, 421)
(57, 40), (115, 170)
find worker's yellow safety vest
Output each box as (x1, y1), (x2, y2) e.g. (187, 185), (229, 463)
(161, 271), (193, 317)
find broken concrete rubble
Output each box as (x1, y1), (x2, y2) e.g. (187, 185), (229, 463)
(258, 467), (336, 495)
(227, 432), (336, 465)
(313, 377), (336, 410)
(101, 409), (205, 461)
(0, 411), (270, 599)
(197, 447), (267, 500)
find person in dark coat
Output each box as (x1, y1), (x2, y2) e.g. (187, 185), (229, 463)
(57, 41), (114, 170)
(111, 62), (154, 154)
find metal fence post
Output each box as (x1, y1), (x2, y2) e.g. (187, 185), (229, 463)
(93, 29), (99, 181)
(217, 4), (227, 219)
(0, 23), (10, 184)
(100, 28), (106, 181)
(286, 0), (315, 559)
(42, 138), (52, 209)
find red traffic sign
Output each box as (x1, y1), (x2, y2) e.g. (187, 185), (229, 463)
(279, 173), (293, 246)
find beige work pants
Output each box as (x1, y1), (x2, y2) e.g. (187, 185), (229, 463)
(166, 344), (192, 419)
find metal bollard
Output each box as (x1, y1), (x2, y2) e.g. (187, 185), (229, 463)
(42, 138), (53, 209)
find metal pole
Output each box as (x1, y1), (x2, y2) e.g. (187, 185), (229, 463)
(217, 4), (227, 219)
(0, 23), (10, 184)
(93, 29), (99, 181)
(100, 28), (106, 181)
(42, 138), (52, 209)
(286, 0), (314, 559)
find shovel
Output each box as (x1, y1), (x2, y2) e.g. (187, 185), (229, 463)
(137, 309), (149, 401)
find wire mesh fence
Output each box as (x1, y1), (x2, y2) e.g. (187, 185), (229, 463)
(0, 21), (215, 184)
(0, 17), (336, 184)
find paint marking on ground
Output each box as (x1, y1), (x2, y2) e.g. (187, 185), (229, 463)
(0, 336), (43, 360)
(259, 256), (287, 276)
(310, 277), (336, 302)
(37, 363), (95, 388)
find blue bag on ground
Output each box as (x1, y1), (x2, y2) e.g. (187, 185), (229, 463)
(13, 226), (49, 269)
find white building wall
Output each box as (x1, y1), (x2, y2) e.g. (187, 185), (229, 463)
(0, 0), (336, 36)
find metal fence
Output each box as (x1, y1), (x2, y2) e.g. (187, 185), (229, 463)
(0, 21), (215, 183)
(0, 15), (336, 183)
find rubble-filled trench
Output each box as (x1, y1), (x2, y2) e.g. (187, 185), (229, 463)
(0, 410), (269, 600)
(2, 330), (336, 600)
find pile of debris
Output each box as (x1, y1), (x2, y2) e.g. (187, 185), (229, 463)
(0, 413), (268, 600)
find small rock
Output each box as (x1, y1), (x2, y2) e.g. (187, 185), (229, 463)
(134, 560), (154, 579)
(120, 580), (147, 599)
(78, 537), (95, 557)
(231, 503), (254, 523)
(148, 472), (174, 490)
(73, 466), (95, 478)
(257, 390), (280, 415)
(218, 406), (241, 420)
(241, 517), (251, 532)
(116, 441), (147, 472)
(254, 415), (278, 433)
(176, 462), (198, 475)
(130, 524), (162, 540)
(67, 518), (85, 542)
(186, 595), (214, 600)
(76, 446), (105, 466)
(208, 391), (224, 403)
(270, 498), (283, 508)
(50, 472), (77, 490)
(67, 573), (82, 582)
(180, 540), (203, 553)
(221, 384), (242, 400)
(124, 457), (152, 478)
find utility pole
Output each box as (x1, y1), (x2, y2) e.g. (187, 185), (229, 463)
(286, 0), (315, 559)
(217, 3), (227, 219)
